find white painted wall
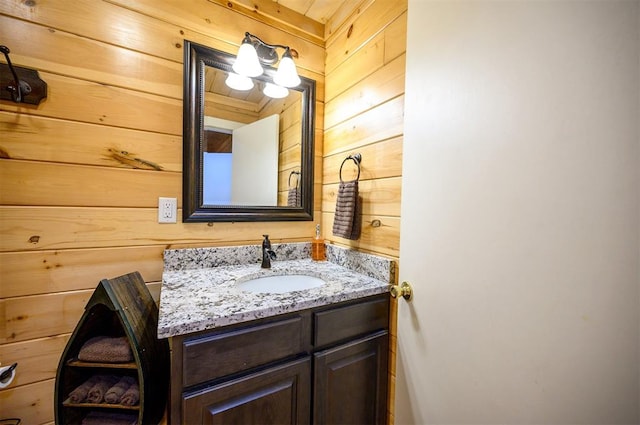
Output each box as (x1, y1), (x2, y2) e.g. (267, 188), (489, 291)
(400, 0), (639, 423)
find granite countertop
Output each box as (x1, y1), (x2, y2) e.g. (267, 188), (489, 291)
(157, 243), (394, 338)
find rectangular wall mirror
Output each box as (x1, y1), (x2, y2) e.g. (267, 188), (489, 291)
(183, 40), (316, 222)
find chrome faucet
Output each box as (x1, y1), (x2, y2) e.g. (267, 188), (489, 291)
(261, 234), (277, 269)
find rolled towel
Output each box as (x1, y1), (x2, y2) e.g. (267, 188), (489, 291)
(81, 411), (138, 425)
(120, 381), (140, 406)
(67, 375), (99, 403)
(332, 180), (362, 240)
(104, 376), (136, 404)
(78, 336), (133, 363)
(86, 375), (118, 404)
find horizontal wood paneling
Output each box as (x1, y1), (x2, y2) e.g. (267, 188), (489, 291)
(0, 379), (54, 425)
(324, 96), (404, 157)
(0, 0), (236, 64)
(1, 283), (161, 344)
(0, 335), (69, 388)
(0, 113), (182, 171)
(325, 12), (406, 102)
(324, 54), (405, 130)
(323, 136), (403, 184)
(322, 177), (402, 217)
(1, 290), (91, 344)
(325, 31), (385, 102)
(1, 160), (180, 207)
(0, 72), (183, 135)
(324, 0), (407, 74)
(322, 212), (400, 258)
(0, 16), (183, 98)
(324, 0), (373, 41)
(0, 207), (315, 252)
(383, 13), (407, 63)
(0, 246), (166, 298)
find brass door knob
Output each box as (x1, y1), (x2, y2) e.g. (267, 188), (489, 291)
(390, 281), (413, 301)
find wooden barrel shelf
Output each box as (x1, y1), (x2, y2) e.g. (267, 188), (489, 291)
(55, 272), (169, 425)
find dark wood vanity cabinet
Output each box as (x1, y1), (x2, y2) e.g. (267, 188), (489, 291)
(184, 357), (311, 424)
(169, 294), (389, 424)
(314, 332), (389, 425)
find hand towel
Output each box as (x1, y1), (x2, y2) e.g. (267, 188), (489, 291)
(105, 376), (136, 404)
(86, 375), (118, 404)
(332, 180), (362, 240)
(287, 187), (300, 207)
(120, 381), (140, 406)
(78, 336), (133, 363)
(81, 411), (138, 425)
(68, 375), (99, 403)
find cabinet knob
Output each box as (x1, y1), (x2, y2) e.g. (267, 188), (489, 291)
(390, 281), (413, 301)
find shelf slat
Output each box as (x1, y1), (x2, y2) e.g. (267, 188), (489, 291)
(67, 358), (138, 369)
(63, 399), (140, 410)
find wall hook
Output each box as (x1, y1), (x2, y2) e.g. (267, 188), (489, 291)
(0, 45), (47, 105)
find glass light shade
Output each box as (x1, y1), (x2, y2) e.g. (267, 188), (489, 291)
(263, 82), (288, 99)
(273, 50), (301, 88)
(233, 42), (263, 77)
(225, 72), (254, 91)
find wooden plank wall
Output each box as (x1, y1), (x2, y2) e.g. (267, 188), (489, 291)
(322, 0), (407, 423)
(0, 1), (325, 423)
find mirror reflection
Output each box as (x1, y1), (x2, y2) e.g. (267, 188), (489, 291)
(182, 40), (315, 222)
(202, 65), (302, 207)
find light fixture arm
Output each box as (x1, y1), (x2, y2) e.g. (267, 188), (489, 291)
(243, 32), (293, 65)
(244, 32), (289, 54)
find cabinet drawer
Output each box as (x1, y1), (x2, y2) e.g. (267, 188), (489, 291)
(183, 314), (310, 387)
(183, 356), (311, 425)
(314, 295), (389, 349)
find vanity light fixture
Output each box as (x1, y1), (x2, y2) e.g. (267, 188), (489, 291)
(272, 48), (300, 88)
(231, 32), (301, 88)
(263, 82), (288, 99)
(225, 72), (254, 91)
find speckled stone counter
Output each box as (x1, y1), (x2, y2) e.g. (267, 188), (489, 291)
(158, 243), (394, 338)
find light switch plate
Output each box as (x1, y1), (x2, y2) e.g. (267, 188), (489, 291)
(158, 197), (177, 223)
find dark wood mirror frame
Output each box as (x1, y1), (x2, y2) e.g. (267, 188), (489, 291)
(183, 40), (315, 222)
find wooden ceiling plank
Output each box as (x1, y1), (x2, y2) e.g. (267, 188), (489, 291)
(206, 0), (324, 45)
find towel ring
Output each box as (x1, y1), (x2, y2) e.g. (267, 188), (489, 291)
(288, 170), (300, 188)
(339, 153), (362, 182)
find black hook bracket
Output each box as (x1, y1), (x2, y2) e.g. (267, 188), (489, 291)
(0, 45), (47, 105)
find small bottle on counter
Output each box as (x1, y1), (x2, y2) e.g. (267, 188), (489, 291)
(311, 224), (326, 261)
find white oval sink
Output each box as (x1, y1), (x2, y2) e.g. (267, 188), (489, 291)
(237, 274), (326, 294)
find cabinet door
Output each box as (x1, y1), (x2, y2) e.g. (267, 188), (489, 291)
(314, 331), (389, 425)
(183, 357), (311, 425)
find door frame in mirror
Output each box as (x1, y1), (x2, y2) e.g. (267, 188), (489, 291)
(183, 40), (315, 222)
